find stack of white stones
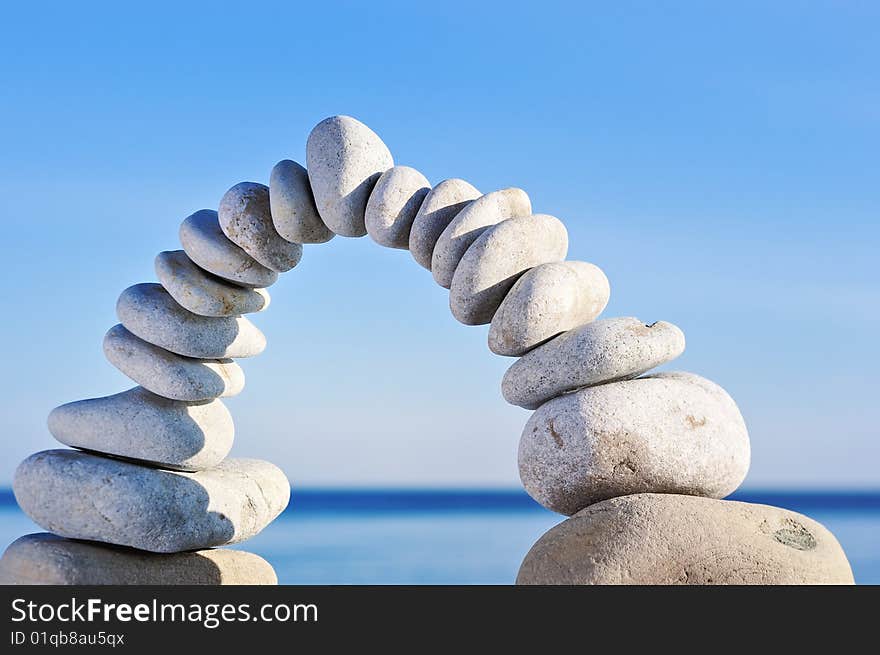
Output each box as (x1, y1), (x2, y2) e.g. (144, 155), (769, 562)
(1, 115), (854, 585)
(1, 196), (298, 584)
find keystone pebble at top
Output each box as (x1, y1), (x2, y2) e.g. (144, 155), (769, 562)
(0, 115), (854, 585)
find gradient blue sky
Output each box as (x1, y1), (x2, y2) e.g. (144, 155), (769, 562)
(0, 1), (877, 488)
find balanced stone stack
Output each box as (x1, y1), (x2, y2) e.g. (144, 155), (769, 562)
(2, 205), (295, 584)
(1, 115), (854, 585)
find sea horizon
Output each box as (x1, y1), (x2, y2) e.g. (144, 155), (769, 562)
(2, 487), (879, 514)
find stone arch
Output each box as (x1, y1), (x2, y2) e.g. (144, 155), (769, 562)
(1, 116), (853, 585)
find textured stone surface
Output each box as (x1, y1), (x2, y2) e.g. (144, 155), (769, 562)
(516, 493), (854, 585)
(269, 159), (334, 244)
(48, 387), (233, 471)
(104, 324), (245, 402)
(306, 115), (394, 237)
(518, 372), (750, 515)
(503, 317), (686, 409)
(179, 209), (278, 288)
(219, 182), (303, 272)
(431, 188), (531, 288)
(14, 450), (290, 553)
(409, 178), (481, 270)
(449, 214), (568, 325)
(0, 534), (277, 585)
(155, 250), (270, 317)
(117, 283), (266, 359)
(365, 166), (431, 249)
(489, 261), (610, 356)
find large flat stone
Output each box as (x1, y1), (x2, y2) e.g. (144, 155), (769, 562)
(517, 494), (854, 585)
(14, 450), (290, 553)
(0, 534), (277, 585)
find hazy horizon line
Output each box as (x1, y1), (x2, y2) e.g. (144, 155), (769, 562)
(1, 488), (878, 514)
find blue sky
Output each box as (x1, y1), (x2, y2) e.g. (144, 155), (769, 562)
(0, 1), (877, 488)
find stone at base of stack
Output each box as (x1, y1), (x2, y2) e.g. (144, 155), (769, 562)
(0, 534), (276, 585)
(516, 494), (854, 585)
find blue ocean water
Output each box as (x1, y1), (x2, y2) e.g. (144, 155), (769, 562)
(1, 490), (877, 584)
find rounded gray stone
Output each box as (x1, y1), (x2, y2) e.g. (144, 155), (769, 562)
(117, 283), (266, 359)
(409, 178), (481, 270)
(306, 115), (394, 237)
(103, 324), (245, 402)
(155, 250), (270, 317)
(269, 159), (334, 244)
(0, 533), (277, 585)
(218, 182), (303, 272)
(13, 450), (291, 553)
(518, 371), (751, 515)
(179, 209), (279, 288)
(489, 261), (610, 357)
(365, 165), (431, 249)
(48, 386), (233, 471)
(516, 493), (854, 585)
(502, 317), (686, 409)
(431, 188), (531, 288)
(449, 214), (569, 325)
